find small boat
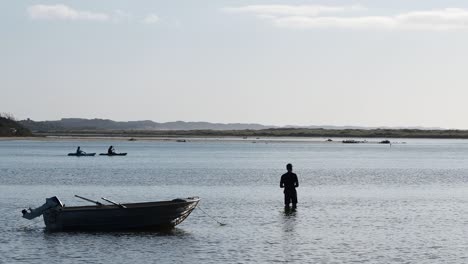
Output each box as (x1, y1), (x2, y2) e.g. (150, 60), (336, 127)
(342, 140), (359, 144)
(99, 153), (127, 156)
(342, 139), (369, 144)
(22, 196), (200, 232)
(67, 153), (96, 156)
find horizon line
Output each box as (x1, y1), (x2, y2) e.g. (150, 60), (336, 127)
(19, 117), (460, 130)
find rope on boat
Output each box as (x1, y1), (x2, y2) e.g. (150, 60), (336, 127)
(197, 205), (227, 226)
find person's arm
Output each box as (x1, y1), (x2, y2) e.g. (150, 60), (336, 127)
(280, 175), (284, 188)
(294, 174), (299, 188)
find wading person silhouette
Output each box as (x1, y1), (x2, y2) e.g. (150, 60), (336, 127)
(280, 163), (299, 209)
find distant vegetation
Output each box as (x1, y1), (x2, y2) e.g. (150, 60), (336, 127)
(19, 118), (272, 131)
(18, 118), (468, 139)
(31, 127), (468, 139)
(0, 114), (32, 137)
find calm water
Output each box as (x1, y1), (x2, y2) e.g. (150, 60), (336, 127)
(1, 138), (468, 263)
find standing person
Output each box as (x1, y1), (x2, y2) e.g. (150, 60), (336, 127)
(280, 163), (299, 209)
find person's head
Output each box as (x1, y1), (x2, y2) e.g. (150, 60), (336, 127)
(286, 163), (292, 172)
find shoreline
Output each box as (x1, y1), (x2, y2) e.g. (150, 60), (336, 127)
(16, 126), (468, 140)
(0, 135), (457, 144)
(0, 135), (341, 143)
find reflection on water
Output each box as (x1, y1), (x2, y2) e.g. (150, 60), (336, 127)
(280, 208), (298, 261)
(282, 207), (298, 240)
(40, 227), (191, 237)
(283, 207), (297, 217)
(2, 139), (468, 263)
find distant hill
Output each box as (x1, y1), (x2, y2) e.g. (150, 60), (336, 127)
(18, 118), (468, 139)
(0, 115), (32, 136)
(19, 118), (447, 132)
(20, 118), (275, 132)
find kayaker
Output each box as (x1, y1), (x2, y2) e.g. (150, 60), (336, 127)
(280, 163), (299, 209)
(107, 146), (115, 155)
(76, 146), (84, 155)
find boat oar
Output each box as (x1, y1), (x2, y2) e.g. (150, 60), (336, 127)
(75, 195), (103, 206)
(101, 197), (126, 208)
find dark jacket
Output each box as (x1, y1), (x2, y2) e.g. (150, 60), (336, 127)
(280, 172), (299, 193)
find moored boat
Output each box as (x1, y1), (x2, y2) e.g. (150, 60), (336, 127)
(22, 196), (200, 232)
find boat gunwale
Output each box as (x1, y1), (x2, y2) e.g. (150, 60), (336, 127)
(59, 198), (200, 212)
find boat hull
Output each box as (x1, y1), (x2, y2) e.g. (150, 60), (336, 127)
(67, 153), (96, 156)
(98, 153), (127, 156)
(43, 198), (199, 232)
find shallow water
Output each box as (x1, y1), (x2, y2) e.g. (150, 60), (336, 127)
(1, 139), (468, 263)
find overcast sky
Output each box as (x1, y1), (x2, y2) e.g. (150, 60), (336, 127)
(2, 1), (468, 128)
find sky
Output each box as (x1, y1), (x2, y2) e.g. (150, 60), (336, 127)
(2, 0), (468, 128)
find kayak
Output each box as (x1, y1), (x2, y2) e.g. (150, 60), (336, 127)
(99, 153), (127, 156)
(68, 153), (96, 157)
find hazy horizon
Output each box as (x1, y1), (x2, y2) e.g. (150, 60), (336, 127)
(3, 1), (468, 128)
(19, 116), (451, 130)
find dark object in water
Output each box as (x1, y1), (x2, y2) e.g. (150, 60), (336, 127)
(67, 153), (96, 156)
(99, 153), (128, 156)
(326, 139), (333, 142)
(342, 139), (368, 144)
(22, 196), (200, 232)
(379, 140), (391, 144)
(342, 140), (359, 144)
(176, 139), (186, 142)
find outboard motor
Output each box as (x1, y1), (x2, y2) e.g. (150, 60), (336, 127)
(22, 196), (63, 220)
